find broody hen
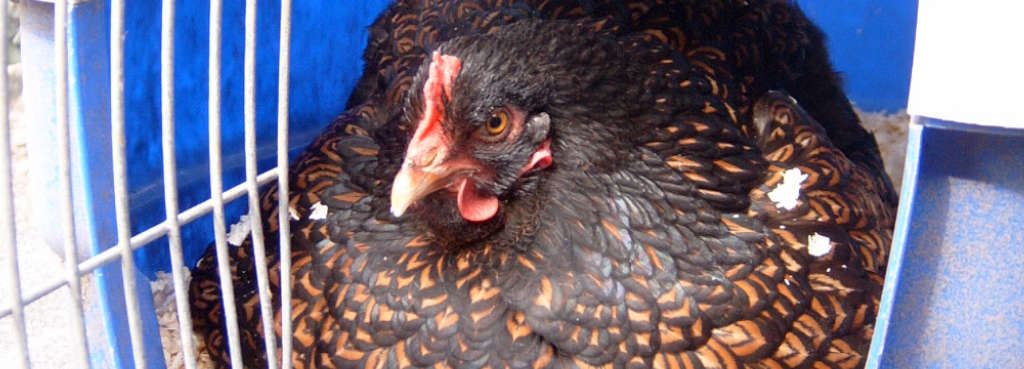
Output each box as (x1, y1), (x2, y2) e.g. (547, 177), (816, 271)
(190, 1), (897, 368)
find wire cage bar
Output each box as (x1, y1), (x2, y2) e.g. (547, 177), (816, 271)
(207, 0), (246, 367)
(242, 1), (280, 367)
(159, 0), (199, 367)
(0, 171), (279, 321)
(0, 2), (32, 369)
(54, 0), (92, 366)
(275, 1), (294, 368)
(109, 0), (151, 366)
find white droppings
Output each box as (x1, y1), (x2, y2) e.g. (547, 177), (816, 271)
(780, 225), (787, 230)
(289, 206), (300, 220)
(842, 264), (848, 269)
(767, 167), (808, 210)
(784, 278), (791, 286)
(227, 213), (252, 246)
(807, 232), (832, 257)
(309, 201), (329, 221)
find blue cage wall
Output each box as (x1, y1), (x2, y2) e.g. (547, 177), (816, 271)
(19, 1), (919, 368)
(23, 0), (394, 367)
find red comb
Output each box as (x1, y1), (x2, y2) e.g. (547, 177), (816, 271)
(409, 52), (462, 149)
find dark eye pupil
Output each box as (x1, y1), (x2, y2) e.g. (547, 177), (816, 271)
(488, 116), (502, 129)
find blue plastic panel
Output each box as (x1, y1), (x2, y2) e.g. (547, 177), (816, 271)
(868, 118), (1024, 368)
(795, 0), (918, 112)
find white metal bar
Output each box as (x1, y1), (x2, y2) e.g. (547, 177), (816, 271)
(276, 0), (294, 368)
(54, 0), (91, 367)
(0, 1), (31, 368)
(110, 0), (149, 367)
(0, 171), (278, 316)
(208, 0), (245, 366)
(0, 169), (279, 320)
(160, 0), (199, 368)
(242, 1), (280, 368)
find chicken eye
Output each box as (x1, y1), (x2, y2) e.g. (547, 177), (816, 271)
(485, 110), (509, 135)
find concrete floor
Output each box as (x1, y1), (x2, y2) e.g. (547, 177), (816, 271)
(0, 63), (98, 369)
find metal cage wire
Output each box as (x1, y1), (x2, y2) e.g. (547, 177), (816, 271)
(0, 0), (296, 368)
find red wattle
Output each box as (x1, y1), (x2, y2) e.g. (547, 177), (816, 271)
(456, 178), (499, 222)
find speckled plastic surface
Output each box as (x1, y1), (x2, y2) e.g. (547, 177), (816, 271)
(868, 118), (1024, 368)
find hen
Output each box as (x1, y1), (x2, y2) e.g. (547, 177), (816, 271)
(190, 1), (897, 368)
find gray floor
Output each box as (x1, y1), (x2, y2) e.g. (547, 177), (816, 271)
(0, 63), (97, 369)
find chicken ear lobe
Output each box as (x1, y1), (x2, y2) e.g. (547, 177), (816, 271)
(518, 140), (552, 176)
(517, 112), (553, 176)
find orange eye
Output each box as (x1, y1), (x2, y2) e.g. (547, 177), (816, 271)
(485, 110), (509, 135)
